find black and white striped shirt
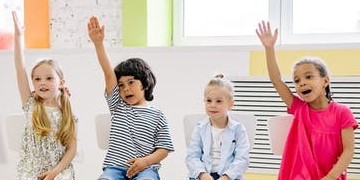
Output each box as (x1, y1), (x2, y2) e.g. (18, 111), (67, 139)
(102, 86), (174, 169)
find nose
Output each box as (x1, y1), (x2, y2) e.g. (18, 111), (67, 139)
(209, 101), (217, 107)
(39, 79), (46, 85)
(299, 80), (306, 87)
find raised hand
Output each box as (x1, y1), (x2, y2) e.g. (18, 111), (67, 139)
(12, 11), (23, 35)
(87, 16), (105, 45)
(255, 21), (278, 49)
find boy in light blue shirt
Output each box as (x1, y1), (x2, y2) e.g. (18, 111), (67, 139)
(186, 75), (250, 180)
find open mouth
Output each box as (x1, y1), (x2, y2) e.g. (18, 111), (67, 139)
(125, 95), (134, 99)
(301, 89), (312, 95)
(39, 88), (49, 92)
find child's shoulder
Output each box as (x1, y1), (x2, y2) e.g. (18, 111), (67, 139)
(228, 118), (247, 130)
(196, 118), (210, 129)
(136, 105), (167, 118)
(22, 92), (36, 111)
(146, 105), (167, 114)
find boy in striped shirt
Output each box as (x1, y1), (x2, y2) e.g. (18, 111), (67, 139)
(88, 16), (175, 180)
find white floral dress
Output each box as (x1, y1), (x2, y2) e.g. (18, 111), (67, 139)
(16, 95), (75, 180)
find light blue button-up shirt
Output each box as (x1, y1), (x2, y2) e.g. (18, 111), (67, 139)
(185, 116), (250, 180)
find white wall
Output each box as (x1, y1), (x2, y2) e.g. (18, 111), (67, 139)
(0, 46), (250, 180)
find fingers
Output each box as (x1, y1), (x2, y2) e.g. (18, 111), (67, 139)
(274, 28), (279, 39)
(256, 20), (278, 36)
(12, 11), (18, 22)
(37, 172), (46, 180)
(12, 11), (19, 28)
(266, 21), (271, 33)
(101, 25), (105, 34)
(256, 22), (263, 37)
(128, 158), (135, 164)
(126, 166), (137, 177)
(12, 11), (24, 35)
(87, 16), (105, 36)
(89, 16), (100, 29)
(126, 158), (139, 177)
(87, 16), (97, 31)
(93, 16), (100, 28)
(258, 21), (270, 34)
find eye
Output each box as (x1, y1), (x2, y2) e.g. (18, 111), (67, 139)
(205, 99), (212, 103)
(47, 76), (54, 81)
(306, 75), (312, 79)
(129, 80), (135, 85)
(216, 100), (223, 103)
(294, 78), (299, 84)
(118, 83), (124, 89)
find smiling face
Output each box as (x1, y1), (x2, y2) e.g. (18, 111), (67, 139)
(293, 63), (329, 107)
(118, 76), (146, 106)
(32, 63), (64, 105)
(204, 85), (234, 122)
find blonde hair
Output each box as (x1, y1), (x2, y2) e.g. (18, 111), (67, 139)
(205, 74), (234, 100)
(31, 59), (76, 146)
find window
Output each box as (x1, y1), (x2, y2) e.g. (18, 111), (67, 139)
(282, 0), (360, 44)
(174, 0), (360, 46)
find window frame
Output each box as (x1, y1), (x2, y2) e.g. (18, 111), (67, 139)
(173, 0), (281, 46)
(173, 0), (360, 46)
(281, 0), (360, 45)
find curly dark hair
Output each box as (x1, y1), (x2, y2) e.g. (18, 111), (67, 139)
(114, 58), (156, 101)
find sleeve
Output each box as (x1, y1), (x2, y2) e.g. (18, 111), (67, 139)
(185, 125), (207, 179)
(154, 112), (175, 152)
(340, 104), (358, 130)
(287, 95), (304, 115)
(22, 91), (35, 115)
(104, 85), (121, 114)
(223, 124), (250, 179)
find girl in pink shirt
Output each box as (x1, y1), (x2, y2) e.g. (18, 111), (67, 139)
(256, 21), (358, 180)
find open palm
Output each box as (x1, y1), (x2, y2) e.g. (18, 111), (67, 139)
(256, 21), (278, 48)
(87, 16), (105, 44)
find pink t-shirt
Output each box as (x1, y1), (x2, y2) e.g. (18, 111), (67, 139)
(278, 96), (358, 180)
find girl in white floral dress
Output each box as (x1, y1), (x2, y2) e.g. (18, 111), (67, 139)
(12, 11), (77, 180)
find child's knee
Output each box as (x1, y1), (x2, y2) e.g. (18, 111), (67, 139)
(134, 167), (159, 180)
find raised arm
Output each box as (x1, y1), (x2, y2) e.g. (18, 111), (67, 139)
(13, 11), (31, 107)
(87, 16), (117, 94)
(256, 21), (293, 107)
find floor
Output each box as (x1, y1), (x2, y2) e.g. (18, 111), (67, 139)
(244, 173), (360, 180)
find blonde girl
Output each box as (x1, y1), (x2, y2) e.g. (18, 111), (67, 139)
(13, 11), (77, 180)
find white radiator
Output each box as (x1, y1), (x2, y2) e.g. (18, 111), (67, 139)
(229, 76), (360, 178)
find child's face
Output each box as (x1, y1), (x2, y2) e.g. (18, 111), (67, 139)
(32, 64), (63, 105)
(118, 76), (146, 106)
(293, 63), (329, 104)
(204, 86), (234, 121)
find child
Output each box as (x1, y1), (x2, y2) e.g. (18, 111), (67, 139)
(87, 16), (174, 180)
(12, 11), (77, 180)
(186, 75), (250, 180)
(256, 21), (358, 180)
